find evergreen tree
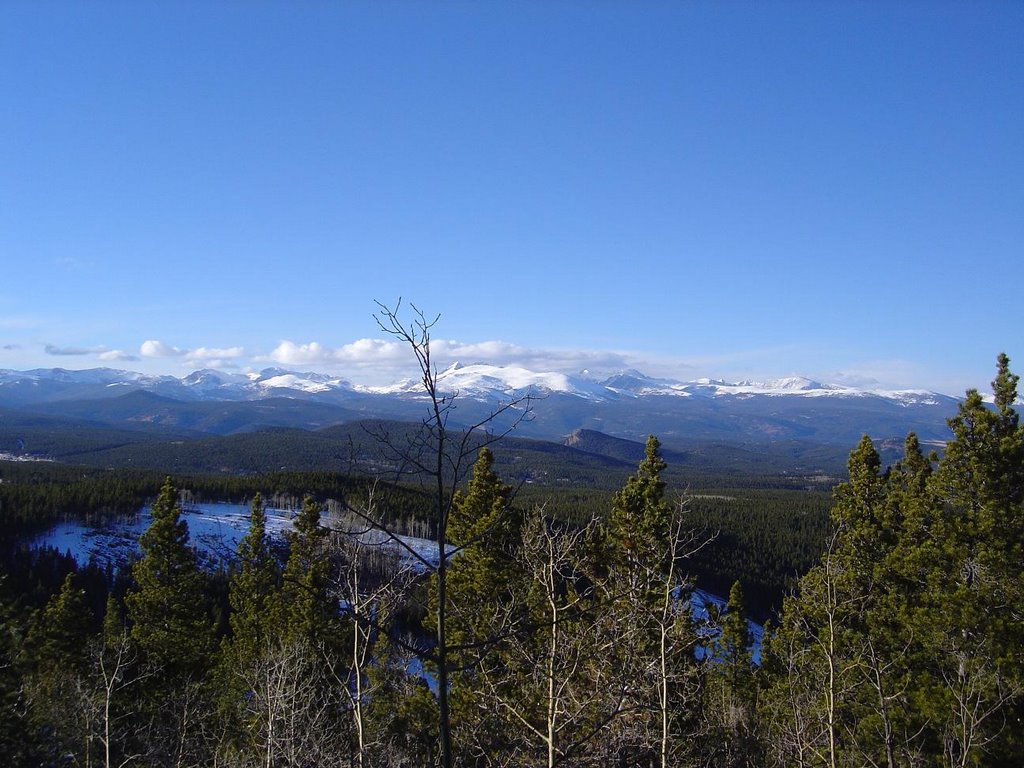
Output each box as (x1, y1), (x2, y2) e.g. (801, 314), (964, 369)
(217, 493), (283, 753)
(706, 580), (758, 768)
(928, 354), (1024, 766)
(276, 495), (333, 646)
(102, 593), (124, 650)
(762, 356), (1024, 767)
(0, 584), (43, 766)
(602, 435), (703, 765)
(717, 581), (754, 694)
(443, 447), (521, 760)
(608, 435), (671, 573)
(126, 477), (214, 678)
(31, 571), (93, 674)
(227, 493), (281, 665)
(761, 437), (893, 767)
(446, 448), (520, 651)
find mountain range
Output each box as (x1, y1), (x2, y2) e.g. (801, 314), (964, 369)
(0, 363), (962, 453)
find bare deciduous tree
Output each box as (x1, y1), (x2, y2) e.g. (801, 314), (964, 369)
(344, 299), (533, 768)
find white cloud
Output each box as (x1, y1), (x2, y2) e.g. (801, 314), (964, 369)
(43, 344), (137, 363)
(260, 336), (642, 381)
(97, 349), (139, 362)
(185, 346), (245, 370)
(820, 358), (927, 391)
(261, 339), (406, 367)
(140, 340), (186, 358)
(55, 256), (93, 270)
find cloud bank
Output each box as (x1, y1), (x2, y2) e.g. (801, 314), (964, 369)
(45, 344), (137, 362)
(259, 337), (645, 381)
(19, 334), (965, 393)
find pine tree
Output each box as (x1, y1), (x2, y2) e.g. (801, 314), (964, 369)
(102, 593), (123, 651)
(276, 495), (333, 646)
(227, 493), (280, 665)
(760, 437), (890, 768)
(706, 580), (758, 768)
(717, 581), (754, 694)
(218, 493), (283, 749)
(444, 448), (522, 759)
(928, 354), (1024, 766)
(602, 435), (703, 765)
(126, 477), (214, 678)
(608, 435), (671, 573)
(446, 447), (519, 651)
(0, 586), (43, 766)
(762, 356), (1024, 767)
(32, 571), (93, 674)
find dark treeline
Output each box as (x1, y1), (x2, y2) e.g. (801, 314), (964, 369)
(0, 463), (433, 537)
(2, 461), (831, 620)
(0, 355), (1021, 767)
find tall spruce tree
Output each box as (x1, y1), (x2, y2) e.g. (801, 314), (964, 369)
(929, 353), (1024, 766)
(761, 437), (890, 768)
(444, 447), (522, 759)
(126, 477), (214, 678)
(603, 435), (702, 765)
(226, 493), (280, 666)
(608, 435), (671, 573)
(716, 581), (754, 695)
(218, 492), (282, 746)
(706, 580), (759, 768)
(276, 495), (333, 646)
(446, 447), (519, 653)
(31, 571), (93, 675)
(762, 355), (1024, 767)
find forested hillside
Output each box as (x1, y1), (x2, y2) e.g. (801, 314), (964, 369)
(0, 355), (1020, 766)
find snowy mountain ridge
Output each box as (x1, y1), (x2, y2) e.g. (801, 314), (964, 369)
(0, 363), (955, 407)
(0, 364), (977, 448)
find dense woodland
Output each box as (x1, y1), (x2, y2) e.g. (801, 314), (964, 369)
(0, 353), (1020, 767)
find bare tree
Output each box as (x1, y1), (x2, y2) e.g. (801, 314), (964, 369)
(760, 532), (864, 768)
(939, 637), (1021, 768)
(34, 628), (151, 768)
(469, 510), (623, 767)
(235, 638), (347, 768)
(96, 630), (149, 768)
(326, 512), (415, 768)
(347, 299), (533, 768)
(601, 503), (712, 768)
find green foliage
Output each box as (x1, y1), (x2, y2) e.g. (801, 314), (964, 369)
(717, 581), (754, 689)
(705, 580), (760, 768)
(0, 583), (45, 765)
(276, 495), (334, 646)
(3, 354), (1020, 766)
(444, 448), (525, 757)
(763, 354), (1024, 767)
(227, 493), (280, 659)
(608, 435), (671, 563)
(446, 448), (521, 649)
(217, 492), (284, 738)
(125, 477), (214, 678)
(30, 571), (93, 674)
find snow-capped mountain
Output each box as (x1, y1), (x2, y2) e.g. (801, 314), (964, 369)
(0, 364), (961, 407)
(0, 363), (965, 446)
(389, 362), (613, 401)
(0, 366), (958, 409)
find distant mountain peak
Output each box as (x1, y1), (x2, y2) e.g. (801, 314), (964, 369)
(0, 363), (966, 448)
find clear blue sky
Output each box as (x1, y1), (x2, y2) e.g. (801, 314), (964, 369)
(1, 2), (1021, 394)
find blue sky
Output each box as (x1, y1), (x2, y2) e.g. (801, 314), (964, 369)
(1, 2), (1021, 395)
